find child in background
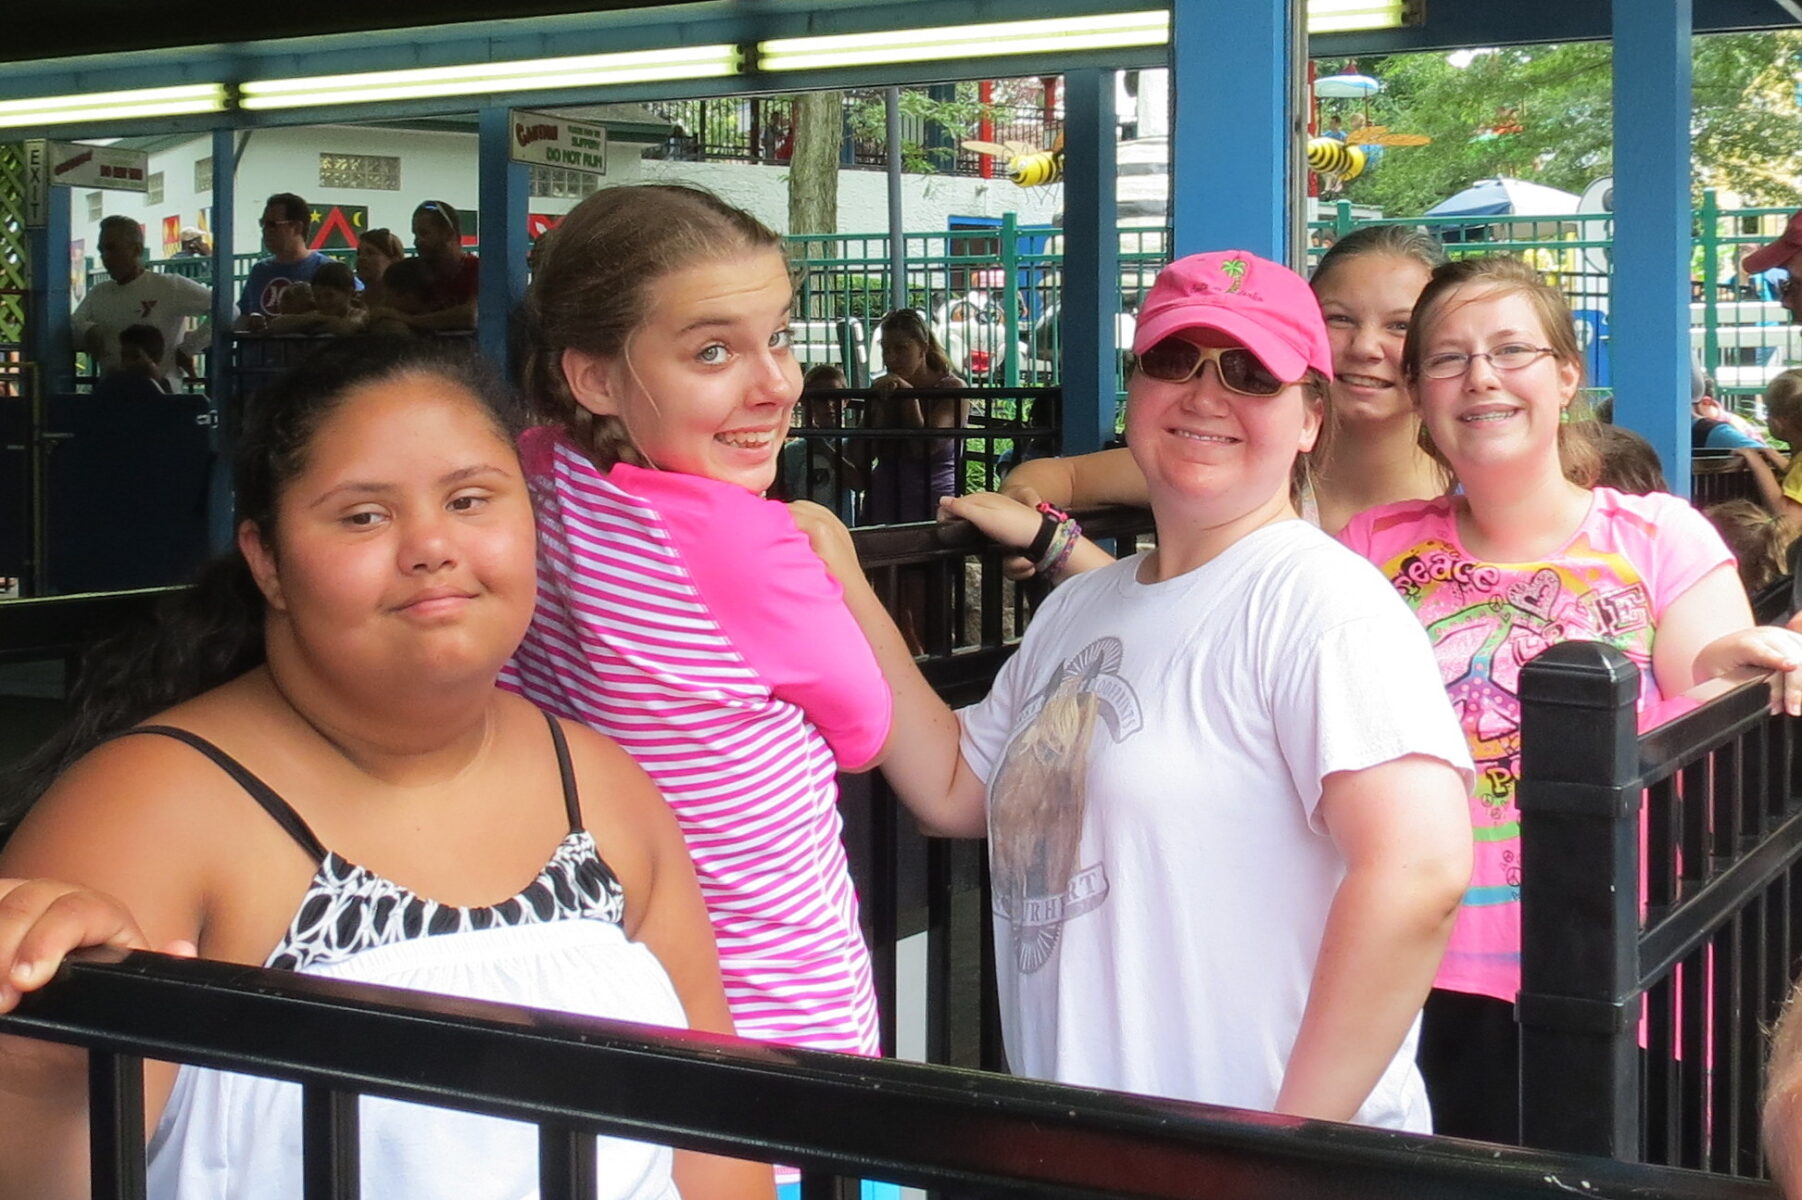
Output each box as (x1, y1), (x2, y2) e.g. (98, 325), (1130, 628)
(115, 324), (171, 391)
(1708, 498), (1794, 596)
(1595, 424), (1669, 495)
(364, 259), (435, 337)
(1737, 369), (1802, 525)
(266, 262), (364, 336)
(778, 363), (862, 524)
(275, 281), (315, 317)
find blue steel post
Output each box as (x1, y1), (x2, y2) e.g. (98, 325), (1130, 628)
(1609, 0), (1692, 494)
(25, 189), (72, 397)
(478, 106), (528, 379)
(1169, 0), (1295, 262)
(208, 126), (236, 550)
(1060, 68), (1118, 455)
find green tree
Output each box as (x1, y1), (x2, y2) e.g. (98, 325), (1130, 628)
(1331, 32), (1802, 216)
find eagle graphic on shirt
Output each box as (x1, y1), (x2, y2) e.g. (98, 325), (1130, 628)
(989, 636), (1142, 974)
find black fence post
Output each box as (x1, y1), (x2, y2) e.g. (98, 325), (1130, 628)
(1518, 640), (1642, 1158)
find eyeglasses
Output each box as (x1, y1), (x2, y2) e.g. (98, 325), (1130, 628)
(258, 218), (294, 229)
(1418, 343), (1556, 380)
(1136, 338), (1287, 397)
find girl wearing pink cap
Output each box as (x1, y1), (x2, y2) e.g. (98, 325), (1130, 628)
(1339, 255), (1802, 1143)
(986, 224), (1449, 549)
(797, 250), (1475, 1130)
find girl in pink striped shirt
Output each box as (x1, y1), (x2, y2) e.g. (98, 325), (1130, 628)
(501, 186), (893, 1114)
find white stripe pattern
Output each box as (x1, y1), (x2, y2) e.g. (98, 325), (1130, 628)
(504, 445), (881, 1057)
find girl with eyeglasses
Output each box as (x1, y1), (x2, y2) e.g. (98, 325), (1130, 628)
(801, 250), (1476, 1131)
(1338, 254), (1802, 1144)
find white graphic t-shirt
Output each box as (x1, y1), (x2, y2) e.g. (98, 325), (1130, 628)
(959, 520), (1472, 1130)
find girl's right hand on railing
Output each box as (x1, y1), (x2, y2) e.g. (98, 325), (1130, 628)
(940, 492), (1043, 580)
(0, 879), (194, 1013)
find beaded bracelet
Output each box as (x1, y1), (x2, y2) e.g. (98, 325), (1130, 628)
(1031, 512), (1083, 578)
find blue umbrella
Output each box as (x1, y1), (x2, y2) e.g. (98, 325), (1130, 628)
(1426, 178), (1580, 219)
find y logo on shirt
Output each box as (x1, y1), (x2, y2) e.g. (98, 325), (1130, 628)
(138, 300), (159, 319)
(989, 636), (1142, 974)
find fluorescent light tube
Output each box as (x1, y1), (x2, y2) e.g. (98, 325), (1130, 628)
(241, 45), (741, 110)
(759, 12), (1169, 71)
(0, 84), (226, 129)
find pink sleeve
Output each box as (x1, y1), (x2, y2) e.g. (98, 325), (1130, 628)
(1621, 492), (1736, 620)
(627, 468), (893, 770)
(1334, 508), (1375, 557)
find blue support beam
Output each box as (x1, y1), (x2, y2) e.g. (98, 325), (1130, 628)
(25, 188), (72, 397)
(208, 126), (238, 551)
(1609, 0), (1692, 494)
(1060, 67), (1118, 455)
(1170, 0), (1296, 263)
(477, 106), (529, 379)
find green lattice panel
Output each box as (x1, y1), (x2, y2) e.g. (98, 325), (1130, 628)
(0, 143), (23, 343)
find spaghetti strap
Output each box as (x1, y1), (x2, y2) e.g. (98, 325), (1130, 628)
(543, 712), (584, 834)
(120, 725), (328, 863)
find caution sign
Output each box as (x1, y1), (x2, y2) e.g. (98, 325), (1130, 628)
(510, 109), (608, 175)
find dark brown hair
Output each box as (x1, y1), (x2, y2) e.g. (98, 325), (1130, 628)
(876, 308), (952, 379)
(265, 192), (311, 236)
(360, 228), (406, 260)
(519, 184), (786, 468)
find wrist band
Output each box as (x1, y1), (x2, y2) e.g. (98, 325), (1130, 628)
(1026, 511), (1062, 563)
(1032, 514), (1083, 578)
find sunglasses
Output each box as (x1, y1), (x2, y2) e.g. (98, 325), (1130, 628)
(1136, 338), (1288, 397)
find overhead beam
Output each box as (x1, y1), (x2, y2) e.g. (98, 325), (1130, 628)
(1313, 0), (1800, 54)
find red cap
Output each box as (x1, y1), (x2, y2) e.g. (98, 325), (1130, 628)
(1743, 209), (1802, 274)
(1131, 251), (1334, 383)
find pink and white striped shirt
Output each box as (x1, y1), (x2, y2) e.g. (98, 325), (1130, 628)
(502, 429), (890, 1056)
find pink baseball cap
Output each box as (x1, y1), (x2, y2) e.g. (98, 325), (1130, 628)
(1131, 250), (1334, 383)
(1743, 209), (1802, 274)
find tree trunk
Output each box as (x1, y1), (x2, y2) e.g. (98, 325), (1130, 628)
(788, 90), (843, 250)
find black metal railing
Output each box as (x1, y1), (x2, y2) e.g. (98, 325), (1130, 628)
(1694, 451), (1762, 509)
(771, 387), (1061, 526)
(1519, 641), (1802, 1176)
(0, 947), (1777, 1200)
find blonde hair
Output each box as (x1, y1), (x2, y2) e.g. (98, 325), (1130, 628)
(1767, 369), (1802, 435)
(1708, 499), (1792, 594)
(1767, 978), (1802, 1193)
(1404, 256), (1602, 487)
(520, 184), (787, 468)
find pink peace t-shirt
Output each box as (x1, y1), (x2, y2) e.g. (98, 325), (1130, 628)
(1338, 487), (1733, 1003)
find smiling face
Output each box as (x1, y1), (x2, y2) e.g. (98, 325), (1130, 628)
(1124, 327), (1320, 524)
(561, 248), (802, 493)
(1315, 253), (1433, 426)
(240, 372), (537, 693)
(1412, 284), (1580, 479)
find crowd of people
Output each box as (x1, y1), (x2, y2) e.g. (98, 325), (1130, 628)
(70, 192), (482, 398)
(6, 181), (1802, 1197)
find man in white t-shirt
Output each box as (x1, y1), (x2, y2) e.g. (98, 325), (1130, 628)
(71, 215), (212, 392)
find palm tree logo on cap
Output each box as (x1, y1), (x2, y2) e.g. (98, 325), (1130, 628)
(1220, 257), (1248, 293)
